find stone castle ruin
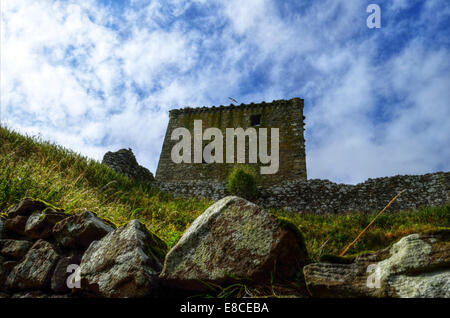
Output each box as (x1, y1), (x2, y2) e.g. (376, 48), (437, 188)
(102, 148), (154, 183)
(101, 98), (449, 214)
(156, 98), (306, 186)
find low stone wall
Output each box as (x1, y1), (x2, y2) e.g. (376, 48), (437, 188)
(0, 199), (166, 298)
(156, 171), (450, 213)
(2, 198), (448, 298)
(156, 180), (227, 201)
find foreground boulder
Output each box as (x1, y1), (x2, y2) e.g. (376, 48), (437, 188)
(80, 219), (167, 297)
(303, 231), (450, 298)
(159, 196), (309, 291)
(5, 239), (60, 291)
(52, 211), (115, 250)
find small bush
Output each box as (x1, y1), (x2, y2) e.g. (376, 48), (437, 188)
(227, 165), (259, 200)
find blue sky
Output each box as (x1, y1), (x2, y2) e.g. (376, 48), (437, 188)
(1, 0), (449, 184)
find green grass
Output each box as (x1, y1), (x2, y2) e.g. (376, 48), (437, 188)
(1, 124), (449, 260)
(273, 205), (450, 261)
(0, 124), (211, 247)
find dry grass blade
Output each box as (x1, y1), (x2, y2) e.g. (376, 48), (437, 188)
(340, 189), (406, 256)
(318, 237), (330, 258)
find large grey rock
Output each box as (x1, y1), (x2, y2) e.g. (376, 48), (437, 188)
(0, 239), (32, 260)
(80, 219), (167, 297)
(24, 210), (67, 239)
(159, 196), (309, 291)
(5, 239), (60, 291)
(102, 148), (154, 184)
(52, 211), (115, 250)
(303, 231), (450, 298)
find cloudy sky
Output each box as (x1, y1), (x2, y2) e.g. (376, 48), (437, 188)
(1, 0), (449, 184)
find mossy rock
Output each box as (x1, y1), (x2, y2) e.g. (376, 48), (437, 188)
(85, 210), (117, 229)
(270, 215), (308, 260)
(141, 224), (168, 260)
(160, 196), (309, 291)
(7, 197), (64, 219)
(420, 227), (450, 241)
(319, 250), (375, 264)
(23, 197), (65, 213)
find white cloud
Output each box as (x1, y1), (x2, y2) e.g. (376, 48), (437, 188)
(389, 0), (412, 11)
(1, 0), (449, 184)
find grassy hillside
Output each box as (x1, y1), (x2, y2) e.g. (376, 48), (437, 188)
(1, 124), (448, 261)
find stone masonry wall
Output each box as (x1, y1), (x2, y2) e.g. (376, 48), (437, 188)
(156, 171), (450, 213)
(155, 98), (306, 186)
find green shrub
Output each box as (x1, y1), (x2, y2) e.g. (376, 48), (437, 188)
(226, 165), (259, 200)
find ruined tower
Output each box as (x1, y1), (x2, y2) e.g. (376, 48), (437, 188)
(156, 98), (306, 186)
